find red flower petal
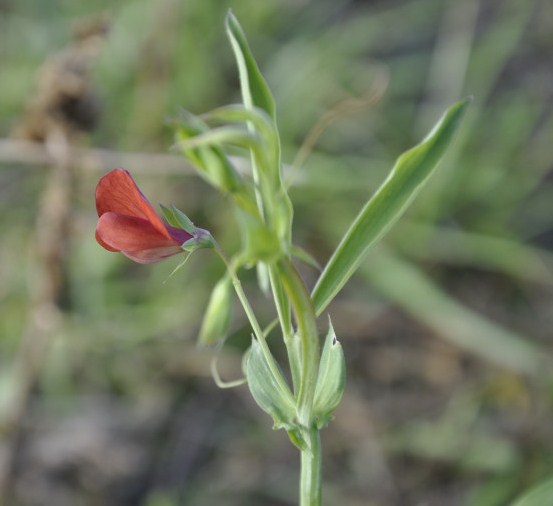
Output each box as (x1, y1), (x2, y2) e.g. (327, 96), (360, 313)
(96, 212), (184, 263)
(120, 247), (187, 264)
(96, 169), (171, 240)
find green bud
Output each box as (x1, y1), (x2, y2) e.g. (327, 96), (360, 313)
(198, 275), (233, 346)
(313, 318), (346, 429)
(245, 338), (296, 431)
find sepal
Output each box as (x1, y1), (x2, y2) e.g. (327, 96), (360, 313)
(181, 228), (215, 252)
(161, 204), (196, 233)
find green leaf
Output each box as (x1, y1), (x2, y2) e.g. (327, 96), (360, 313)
(313, 318), (346, 429)
(202, 105), (280, 182)
(176, 126), (264, 160)
(174, 112), (243, 194)
(312, 98), (471, 315)
(245, 338), (296, 430)
(225, 10), (276, 120)
(510, 477), (553, 506)
(203, 105), (277, 149)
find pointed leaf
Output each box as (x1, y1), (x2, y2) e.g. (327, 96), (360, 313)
(312, 98), (471, 315)
(174, 112), (243, 194)
(176, 126), (262, 158)
(203, 105), (280, 179)
(225, 10), (276, 120)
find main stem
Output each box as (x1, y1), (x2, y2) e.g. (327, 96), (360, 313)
(277, 258), (322, 506)
(301, 429), (322, 506)
(277, 259), (319, 424)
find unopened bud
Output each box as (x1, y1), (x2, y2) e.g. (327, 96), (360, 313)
(198, 275), (233, 346)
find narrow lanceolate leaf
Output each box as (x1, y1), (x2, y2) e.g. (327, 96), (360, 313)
(510, 477), (553, 506)
(225, 10), (276, 120)
(203, 105), (280, 181)
(312, 98), (471, 315)
(174, 112), (243, 194)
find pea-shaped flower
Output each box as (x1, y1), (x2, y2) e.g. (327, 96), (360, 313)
(95, 169), (195, 264)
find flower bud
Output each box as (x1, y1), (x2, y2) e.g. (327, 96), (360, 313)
(198, 275), (233, 346)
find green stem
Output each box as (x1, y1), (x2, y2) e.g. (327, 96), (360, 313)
(300, 429), (322, 506)
(276, 259), (322, 505)
(277, 259), (319, 426)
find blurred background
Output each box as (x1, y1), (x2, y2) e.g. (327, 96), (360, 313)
(1, 0), (553, 504)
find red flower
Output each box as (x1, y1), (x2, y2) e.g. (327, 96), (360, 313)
(95, 169), (193, 264)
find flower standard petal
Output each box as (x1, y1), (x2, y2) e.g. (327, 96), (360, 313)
(95, 169), (172, 239)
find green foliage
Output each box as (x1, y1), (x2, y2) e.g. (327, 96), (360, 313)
(174, 114), (244, 195)
(312, 98), (471, 315)
(225, 10), (276, 121)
